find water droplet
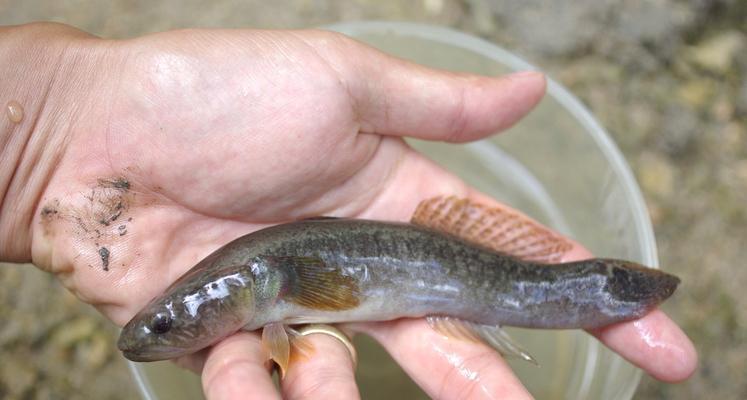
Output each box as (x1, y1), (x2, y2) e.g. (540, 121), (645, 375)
(6, 100), (23, 123)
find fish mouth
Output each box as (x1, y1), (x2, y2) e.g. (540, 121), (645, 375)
(118, 334), (187, 362)
(122, 350), (158, 362)
(119, 345), (188, 362)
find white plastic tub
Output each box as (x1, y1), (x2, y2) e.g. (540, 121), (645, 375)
(129, 21), (657, 400)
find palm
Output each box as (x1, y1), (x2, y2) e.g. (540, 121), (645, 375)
(57, 31), (449, 325)
(109, 30), (389, 220)
(34, 29), (695, 399)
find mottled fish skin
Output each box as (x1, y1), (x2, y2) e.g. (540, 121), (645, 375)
(240, 219), (678, 329)
(118, 218), (679, 361)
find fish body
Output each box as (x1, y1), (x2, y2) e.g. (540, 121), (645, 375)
(118, 210), (679, 363)
(226, 218), (669, 330)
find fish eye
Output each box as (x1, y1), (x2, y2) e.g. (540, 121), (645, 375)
(149, 312), (172, 334)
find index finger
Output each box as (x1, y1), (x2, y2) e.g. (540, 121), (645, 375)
(201, 332), (280, 400)
(349, 318), (533, 400)
(590, 309), (697, 382)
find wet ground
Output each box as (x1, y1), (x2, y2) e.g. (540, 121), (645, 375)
(1, 1), (745, 399)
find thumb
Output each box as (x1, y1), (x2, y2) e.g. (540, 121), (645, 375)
(323, 33), (546, 142)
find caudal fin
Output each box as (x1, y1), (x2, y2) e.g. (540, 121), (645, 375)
(604, 259), (680, 307)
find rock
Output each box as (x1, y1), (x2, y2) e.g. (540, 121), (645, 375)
(481, 0), (616, 56)
(655, 105), (700, 156)
(678, 78), (716, 109)
(614, 0), (694, 59)
(735, 160), (747, 190)
(737, 79), (747, 115)
(51, 317), (97, 348)
(0, 359), (36, 398)
(614, 101), (655, 150)
(717, 122), (746, 156)
(710, 95), (735, 122)
(637, 152), (676, 198)
(423, 0), (444, 15)
(687, 30), (746, 74)
(0, 318), (24, 346)
(465, 0), (496, 35)
(81, 333), (111, 369)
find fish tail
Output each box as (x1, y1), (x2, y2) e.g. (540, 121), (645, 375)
(598, 258), (679, 308)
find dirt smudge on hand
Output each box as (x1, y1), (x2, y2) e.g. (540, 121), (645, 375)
(38, 175), (143, 272)
(98, 177), (130, 191)
(82, 177), (133, 230)
(39, 199), (62, 237)
(98, 247), (110, 271)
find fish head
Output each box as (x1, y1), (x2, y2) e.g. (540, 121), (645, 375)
(118, 262), (256, 362)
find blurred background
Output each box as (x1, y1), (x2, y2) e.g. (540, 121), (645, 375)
(1, 1), (745, 399)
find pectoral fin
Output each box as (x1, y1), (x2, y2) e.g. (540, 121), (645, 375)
(261, 324), (315, 377)
(262, 323), (290, 377)
(426, 316), (537, 365)
(285, 326), (315, 361)
(266, 256), (360, 311)
(412, 196), (572, 263)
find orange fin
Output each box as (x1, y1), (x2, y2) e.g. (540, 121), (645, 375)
(426, 316), (537, 365)
(262, 324), (317, 377)
(412, 196), (573, 263)
(262, 323), (291, 377)
(286, 327), (315, 365)
(268, 256), (360, 311)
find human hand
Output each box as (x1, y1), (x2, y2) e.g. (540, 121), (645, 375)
(3, 24), (696, 399)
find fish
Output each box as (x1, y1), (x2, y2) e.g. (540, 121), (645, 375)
(117, 196), (679, 372)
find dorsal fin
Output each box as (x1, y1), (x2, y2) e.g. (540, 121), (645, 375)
(412, 196), (572, 263)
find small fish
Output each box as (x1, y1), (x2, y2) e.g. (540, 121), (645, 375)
(118, 197), (679, 372)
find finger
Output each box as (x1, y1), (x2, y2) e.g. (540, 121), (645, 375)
(281, 331), (360, 400)
(590, 310), (697, 382)
(349, 319), (533, 400)
(331, 35), (546, 142)
(201, 332), (280, 400)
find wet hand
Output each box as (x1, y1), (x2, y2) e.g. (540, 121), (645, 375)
(8, 25), (696, 399)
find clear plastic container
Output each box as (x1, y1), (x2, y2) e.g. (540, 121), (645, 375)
(129, 21), (657, 400)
